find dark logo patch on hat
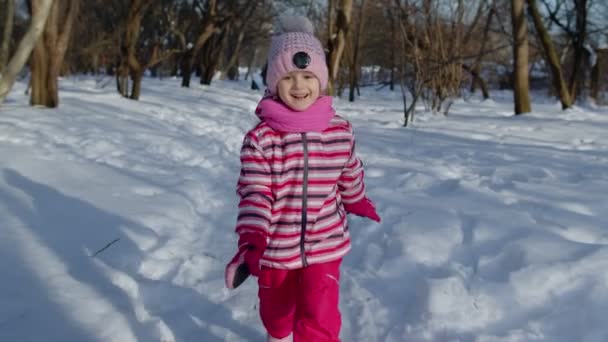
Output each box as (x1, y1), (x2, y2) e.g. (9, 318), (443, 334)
(292, 51), (311, 69)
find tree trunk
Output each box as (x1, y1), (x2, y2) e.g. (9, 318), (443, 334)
(348, 0), (366, 102)
(0, 0), (53, 103)
(181, 0), (216, 88)
(244, 46), (258, 81)
(463, 64), (490, 99)
(389, 9), (395, 91)
(527, 0), (572, 109)
(568, 0), (587, 101)
(180, 47), (193, 87)
(30, 31), (49, 106)
(182, 22), (215, 87)
(125, 0), (148, 100)
(590, 49), (604, 104)
(116, 57), (129, 97)
(221, 27), (245, 80)
(30, 0), (79, 108)
(115, 0), (152, 100)
(399, 68), (420, 127)
(467, 4), (494, 100)
(511, 0), (531, 115)
(327, 0), (353, 95)
(0, 0), (15, 75)
(221, 2), (258, 81)
(30, 0), (56, 107)
(130, 69), (143, 100)
(200, 28), (226, 85)
(30, 0), (78, 107)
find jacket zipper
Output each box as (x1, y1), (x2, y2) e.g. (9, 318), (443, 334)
(300, 133), (309, 267)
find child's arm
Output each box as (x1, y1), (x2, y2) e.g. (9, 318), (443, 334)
(337, 123), (380, 222)
(226, 133), (273, 288)
(235, 132), (273, 241)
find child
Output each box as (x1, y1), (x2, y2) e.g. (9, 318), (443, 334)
(225, 15), (380, 342)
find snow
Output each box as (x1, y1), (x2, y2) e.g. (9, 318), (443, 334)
(1, 76), (607, 342)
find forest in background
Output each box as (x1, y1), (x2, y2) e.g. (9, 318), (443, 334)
(1, 0), (607, 122)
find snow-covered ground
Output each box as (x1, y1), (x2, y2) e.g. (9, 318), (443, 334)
(1, 77), (607, 342)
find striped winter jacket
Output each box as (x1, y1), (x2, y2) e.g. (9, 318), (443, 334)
(235, 115), (367, 269)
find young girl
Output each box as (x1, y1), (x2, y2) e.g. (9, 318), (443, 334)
(225, 16), (380, 342)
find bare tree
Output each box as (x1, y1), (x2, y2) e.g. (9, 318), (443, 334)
(393, 0), (422, 126)
(181, 0), (217, 88)
(461, 0), (494, 100)
(242, 1), (273, 81)
(388, 6), (396, 91)
(393, 0), (469, 117)
(116, 0), (150, 99)
(199, 17), (228, 85)
(0, 0), (53, 104)
(526, 0), (572, 109)
(346, 0), (367, 102)
(569, 0), (588, 100)
(117, 0), (181, 99)
(0, 0), (15, 75)
(327, 0), (353, 95)
(62, 0), (125, 77)
(511, 0), (531, 114)
(539, 0), (590, 102)
(589, 48), (605, 104)
(30, 0), (79, 107)
(220, 1), (260, 80)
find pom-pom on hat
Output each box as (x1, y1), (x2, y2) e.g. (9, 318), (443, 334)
(266, 15), (328, 95)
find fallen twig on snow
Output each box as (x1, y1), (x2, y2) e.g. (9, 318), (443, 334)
(91, 238), (120, 257)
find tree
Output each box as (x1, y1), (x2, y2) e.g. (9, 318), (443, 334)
(511, 0), (531, 114)
(63, 0), (125, 76)
(589, 48), (606, 104)
(242, 1), (273, 82)
(392, 0), (469, 117)
(327, 0), (353, 95)
(0, 0), (53, 104)
(1, 0), (15, 75)
(181, 0), (217, 88)
(393, 0), (422, 126)
(117, 0), (180, 100)
(116, 0), (150, 99)
(220, 1), (262, 81)
(539, 0), (590, 102)
(199, 25), (225, 85)
(526, 0), (572, 109)
(30, 0), (79, 107)
(569, 0), (588, 100)
(346, 0), (367, 102)
(461, 0), (494, 100)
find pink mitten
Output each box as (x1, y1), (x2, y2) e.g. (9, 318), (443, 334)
(343, 197), (381, 222)
(225, 233), (267, 289)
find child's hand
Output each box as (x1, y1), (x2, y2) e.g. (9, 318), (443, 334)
(225, 233), (267, 289)
(343, 197), (381, 223)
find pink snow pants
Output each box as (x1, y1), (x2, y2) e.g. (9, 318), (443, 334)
(258, 259), (342, 342)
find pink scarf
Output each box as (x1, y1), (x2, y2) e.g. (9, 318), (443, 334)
(255, 96), (335, 133)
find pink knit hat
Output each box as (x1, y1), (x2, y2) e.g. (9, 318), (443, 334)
(266, 16), (328, 95)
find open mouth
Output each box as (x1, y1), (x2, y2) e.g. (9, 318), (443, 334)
(291, 93), (309, 100)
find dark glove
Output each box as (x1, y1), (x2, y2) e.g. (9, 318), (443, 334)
(225, 233), (267, 289)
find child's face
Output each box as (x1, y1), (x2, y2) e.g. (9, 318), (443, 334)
(276, 71), (320, 111)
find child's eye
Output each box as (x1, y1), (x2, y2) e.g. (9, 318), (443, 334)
(303, 74), (314, 79)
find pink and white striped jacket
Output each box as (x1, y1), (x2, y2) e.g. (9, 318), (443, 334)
(235, 100), (366, 269)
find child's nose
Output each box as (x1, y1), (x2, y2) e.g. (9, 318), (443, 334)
(292, 77), (304, 89)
